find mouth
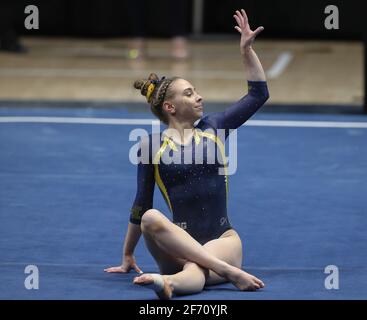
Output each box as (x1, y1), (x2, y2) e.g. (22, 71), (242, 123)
(195, 104), (203, 110)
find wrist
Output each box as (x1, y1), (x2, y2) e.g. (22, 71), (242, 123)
(241, 46), (253, 57)
(123, 247), (134, 256)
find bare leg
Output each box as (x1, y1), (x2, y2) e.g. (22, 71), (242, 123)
(163, 262), (207, 296)
(135, 227), (262, 298)
(136, 209), (264, 291)
(135, 218), (204, 297)
(203, 229), (243, 286)
(134, 262), (206, 298)
(163, 229), (250, 295)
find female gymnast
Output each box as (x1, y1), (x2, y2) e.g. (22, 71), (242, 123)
(105, 9), (269, 299)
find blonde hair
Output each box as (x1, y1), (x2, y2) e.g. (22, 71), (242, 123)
(133, 73), (179, 124)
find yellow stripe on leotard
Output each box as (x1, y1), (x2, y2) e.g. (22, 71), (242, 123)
(153, 137), (177, 213)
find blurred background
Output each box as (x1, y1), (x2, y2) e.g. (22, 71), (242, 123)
(0, 0), (364, 110)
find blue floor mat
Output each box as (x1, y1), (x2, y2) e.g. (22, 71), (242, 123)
(1, 106), (366, 299)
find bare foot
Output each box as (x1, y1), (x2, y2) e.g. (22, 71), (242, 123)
(133, 273), (173, 300)
(227, 267), (265, 291)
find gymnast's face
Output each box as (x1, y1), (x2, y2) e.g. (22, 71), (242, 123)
(163, 79), (203, 124)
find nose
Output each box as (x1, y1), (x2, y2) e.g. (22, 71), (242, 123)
(196, 95), (202, 102)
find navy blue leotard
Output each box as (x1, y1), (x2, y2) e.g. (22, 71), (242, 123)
(130, 81), (269, 245)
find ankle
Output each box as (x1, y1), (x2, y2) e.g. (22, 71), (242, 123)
(162, 275), (174, 294)
(216, 261), (234, 279)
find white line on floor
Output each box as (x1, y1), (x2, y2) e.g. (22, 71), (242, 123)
(0, 116), (367, 128)
(266, 51), (293, 79)
(0, 117), (160, 125)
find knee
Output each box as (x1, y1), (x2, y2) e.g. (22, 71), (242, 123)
(141, 209), (165, 234)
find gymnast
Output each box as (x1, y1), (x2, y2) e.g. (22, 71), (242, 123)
(105, 9), (269, 299)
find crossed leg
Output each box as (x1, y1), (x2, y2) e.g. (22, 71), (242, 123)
(133, 209), (264, 298)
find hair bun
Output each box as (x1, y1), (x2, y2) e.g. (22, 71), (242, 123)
(148, 73), (159, 81)
(133, 80), (145, 91)
(133, 73), (160, 99)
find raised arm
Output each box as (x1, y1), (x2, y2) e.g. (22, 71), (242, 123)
(201, 9), (269, 131)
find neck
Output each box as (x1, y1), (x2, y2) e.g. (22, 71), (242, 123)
(166, 119), (195, 145)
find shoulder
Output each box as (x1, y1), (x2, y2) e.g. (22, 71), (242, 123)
(196, 114), (220, 130)
(136, 132), (164, 164)
(139, 132), (162, 146)
(141, 132), (166, 160)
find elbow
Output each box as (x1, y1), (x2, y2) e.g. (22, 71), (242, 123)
(248, 82), (270, 106)
(262, 83), (270, 103)
(254, 90), (269, 107)
(262, 90), (270, 104)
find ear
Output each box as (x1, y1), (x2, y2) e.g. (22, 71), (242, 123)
(163, 101), (176, 115)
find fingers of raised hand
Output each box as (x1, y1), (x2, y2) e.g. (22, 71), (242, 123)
(240, 9), (249, 24)
(234, 26), (242, 34)
(252, 26), (264, 38)
(235, 9), (248, 26)
(233, 13), (243, 29)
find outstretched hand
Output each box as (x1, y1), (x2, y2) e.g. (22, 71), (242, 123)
(233, 9), (264, 54)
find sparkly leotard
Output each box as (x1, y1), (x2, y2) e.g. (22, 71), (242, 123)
(130, 81), (269, 244)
